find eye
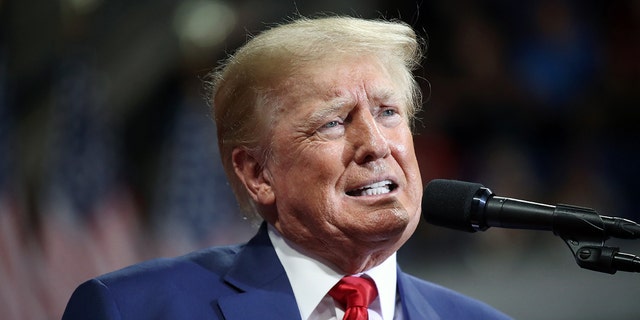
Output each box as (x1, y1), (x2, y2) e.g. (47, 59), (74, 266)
(377, 107), (403, 127)
(323, 120), (342, 129)
(316, 118), (346, 139)
(381, 108), (397, 117)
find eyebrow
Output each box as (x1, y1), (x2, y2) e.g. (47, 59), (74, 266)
(306, 96), (354, 125)
(305, 86), (403, 125)
(370, 86), (402, 105)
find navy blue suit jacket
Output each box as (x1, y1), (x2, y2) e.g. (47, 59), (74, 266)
(62, 224), (511, 319)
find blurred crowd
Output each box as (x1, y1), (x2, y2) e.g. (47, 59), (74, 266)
(414, 0), (639, 216)
(1, 0), (639, 319)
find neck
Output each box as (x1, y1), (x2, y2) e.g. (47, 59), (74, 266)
(279, 230), (402, 274)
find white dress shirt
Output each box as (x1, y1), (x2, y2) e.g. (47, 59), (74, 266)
(268, 225), (403, 320)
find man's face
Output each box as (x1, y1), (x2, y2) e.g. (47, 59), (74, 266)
(261, 55), (422, 268)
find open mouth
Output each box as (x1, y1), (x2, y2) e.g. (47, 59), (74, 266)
(346, 180), (398, 196)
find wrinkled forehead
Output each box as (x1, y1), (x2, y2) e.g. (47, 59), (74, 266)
(274, 54), (409, 111)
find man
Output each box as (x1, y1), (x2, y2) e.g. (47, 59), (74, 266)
(62, 16), (511, 319)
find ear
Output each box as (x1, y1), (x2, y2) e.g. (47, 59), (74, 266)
(232, 147), (276, 206)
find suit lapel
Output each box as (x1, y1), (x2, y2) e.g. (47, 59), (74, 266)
(397, 268), (441, 320)
(217, 290), (301, 320)
(217, 223), (301, 320)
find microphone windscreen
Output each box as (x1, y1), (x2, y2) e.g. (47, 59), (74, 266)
(422, 179), (484, 232)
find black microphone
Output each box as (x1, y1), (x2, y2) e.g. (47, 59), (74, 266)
(422, 179), (640, 240)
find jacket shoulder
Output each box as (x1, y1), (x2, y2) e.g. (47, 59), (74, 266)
(99, 244), (242, 287)
(63, 244), (244, 320)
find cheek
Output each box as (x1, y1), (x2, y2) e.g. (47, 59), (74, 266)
(271, 141), (345, 203)
(396, 134), (421, 170)
(290, 143), (345, 178)
(395, 134), (423, 195)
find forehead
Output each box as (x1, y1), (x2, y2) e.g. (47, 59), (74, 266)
(278, 55), (406, 110)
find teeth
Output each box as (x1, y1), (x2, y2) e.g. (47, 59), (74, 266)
(350, 180), (393, 196)
(366, 180), (391, 189)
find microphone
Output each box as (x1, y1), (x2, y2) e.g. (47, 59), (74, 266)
(422, 179), (640, 273)
(422, 179), (640, 240)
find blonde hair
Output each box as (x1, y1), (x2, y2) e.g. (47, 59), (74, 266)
(206, 16), (424, 218)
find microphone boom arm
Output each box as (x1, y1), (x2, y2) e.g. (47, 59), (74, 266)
(553, 204), (640, 274)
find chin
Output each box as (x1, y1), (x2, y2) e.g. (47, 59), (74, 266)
(357, 208), (412, 242)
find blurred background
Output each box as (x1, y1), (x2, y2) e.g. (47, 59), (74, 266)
(1, 0), (639, 319)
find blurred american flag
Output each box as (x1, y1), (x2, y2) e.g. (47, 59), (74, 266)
(150, 95), (254, 256)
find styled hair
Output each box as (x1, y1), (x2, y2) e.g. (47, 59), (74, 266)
(205, 16), (424, 218)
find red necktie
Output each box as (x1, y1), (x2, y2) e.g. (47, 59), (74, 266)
(329, 276), (378, 320)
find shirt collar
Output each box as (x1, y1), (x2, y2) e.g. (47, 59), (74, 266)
(268, 224), (397, 320)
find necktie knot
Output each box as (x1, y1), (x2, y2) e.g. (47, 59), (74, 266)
(329, 276), (378, 320)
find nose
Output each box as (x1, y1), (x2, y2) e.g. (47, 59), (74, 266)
(350, 111), (391, 164)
